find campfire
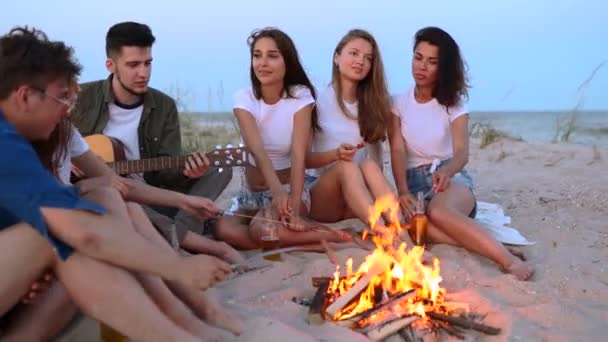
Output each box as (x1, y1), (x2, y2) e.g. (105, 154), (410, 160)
(305, 195), (501, 341)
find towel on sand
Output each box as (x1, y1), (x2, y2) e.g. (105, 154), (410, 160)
(476, 201), (535, 246)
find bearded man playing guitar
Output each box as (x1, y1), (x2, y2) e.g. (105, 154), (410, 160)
(72, 22), (234, 254)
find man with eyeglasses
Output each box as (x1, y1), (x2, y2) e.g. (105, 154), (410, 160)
(0, 26), (233, 341)
(72, 21), (234, 255)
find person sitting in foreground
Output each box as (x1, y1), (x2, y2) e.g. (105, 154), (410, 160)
(0, 26), (236, 341)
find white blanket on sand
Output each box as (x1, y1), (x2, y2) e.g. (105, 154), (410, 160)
(476, 201), (535, 246)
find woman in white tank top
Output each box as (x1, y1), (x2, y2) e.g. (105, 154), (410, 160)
(215, 28), (350, 249)
(305, 29), (413, 245)
(388, 27), (534, 280)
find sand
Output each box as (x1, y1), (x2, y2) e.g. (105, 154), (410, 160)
(59, 138), (608, 341)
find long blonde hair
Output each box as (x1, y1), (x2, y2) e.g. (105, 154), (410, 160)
(332, 29), (392, 143)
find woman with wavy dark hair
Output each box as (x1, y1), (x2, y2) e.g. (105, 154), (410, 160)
(215, 28), (349, 249)
(388, 27), (534, 280)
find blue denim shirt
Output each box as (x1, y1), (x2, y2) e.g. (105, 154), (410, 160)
(0, 110), (106, 260)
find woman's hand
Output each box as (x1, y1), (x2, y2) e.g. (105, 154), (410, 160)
(335, 143), (360, 162)
(431, 168), (451, 192)
(398, 192), (416, 217)
(271, 189), (290, 218)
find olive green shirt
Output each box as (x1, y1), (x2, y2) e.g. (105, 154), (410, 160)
(72, 75), (192, 191)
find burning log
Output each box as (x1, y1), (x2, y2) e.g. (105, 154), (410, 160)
(427, 311), (501, 336)
(350, 289), (416, 322)
(325, 263), (384, 318)
(365, 315), (419, 341)
(307, 279), (330, 325)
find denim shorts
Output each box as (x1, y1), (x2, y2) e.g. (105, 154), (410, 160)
(230, 182), (312, 213)
(406, 159), (477, 218)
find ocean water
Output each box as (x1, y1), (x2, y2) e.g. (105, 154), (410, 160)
(470, 111), (608, 147)
(193, 110), (608, 147)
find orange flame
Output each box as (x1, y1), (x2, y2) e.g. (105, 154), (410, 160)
(327, 195), (445, 321)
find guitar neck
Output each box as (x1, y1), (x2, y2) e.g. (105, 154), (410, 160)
(108, 155), (189, 174)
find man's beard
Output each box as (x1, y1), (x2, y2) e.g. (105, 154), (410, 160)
(115, 71), (148, 97)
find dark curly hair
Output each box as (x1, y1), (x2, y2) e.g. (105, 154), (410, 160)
(247, 27), (320, 133)
(0, 26), (81, 100)
(414, 27), (470, 110)
(0, 26), (81, 177)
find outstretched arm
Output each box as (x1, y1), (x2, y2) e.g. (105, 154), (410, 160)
(289, 104), (313, 214)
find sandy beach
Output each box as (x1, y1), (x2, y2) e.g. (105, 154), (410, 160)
(59, 137), (608, 341)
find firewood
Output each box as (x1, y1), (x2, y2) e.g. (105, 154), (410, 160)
(427, 311), (501, 335)
(398, 326), (418, 342)
(366, 315), (419, 341)
(325, 263), (384, 318)
(350, 289), (416, 323)
(384, 333), (403, 342)
(307, 279), (330, 325)
(436, 320), (465, 340)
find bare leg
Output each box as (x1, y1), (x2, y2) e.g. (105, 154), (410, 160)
(121, 204), (220, 340)
(56, 253), (198, 342)
(1, 280), (77, 341)
(427, 183), (534, 281)
(309, 161), (377, 223)
(181, 231), (245, 264)
(0, 223), (55, 316)
(249, 207), (350, 247)
(126, 203), (243, 336)
(215, 211), (258, 249)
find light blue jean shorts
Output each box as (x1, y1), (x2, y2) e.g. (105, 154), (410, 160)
(231, 183), (312, 212)
(406, 159), (476, 218)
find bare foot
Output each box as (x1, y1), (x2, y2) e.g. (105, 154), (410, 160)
(506, 247), (527, 261)
(502, 258), (535, 281)
(200, 290), (244, 336)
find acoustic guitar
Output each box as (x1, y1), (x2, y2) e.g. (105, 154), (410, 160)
(83, 134), (250, 176)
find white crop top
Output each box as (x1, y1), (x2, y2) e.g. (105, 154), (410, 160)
(392, 86), (468, 168)
(233, 85), (315, 170)
(308, 85), (376, 176)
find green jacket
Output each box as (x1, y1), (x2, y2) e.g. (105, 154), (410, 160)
(72, 75), (192, 191)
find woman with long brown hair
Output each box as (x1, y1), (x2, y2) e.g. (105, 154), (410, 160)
(214, 27), (351, 249)
(389, 26), (534, 280)
(305, 29), (412, 241)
